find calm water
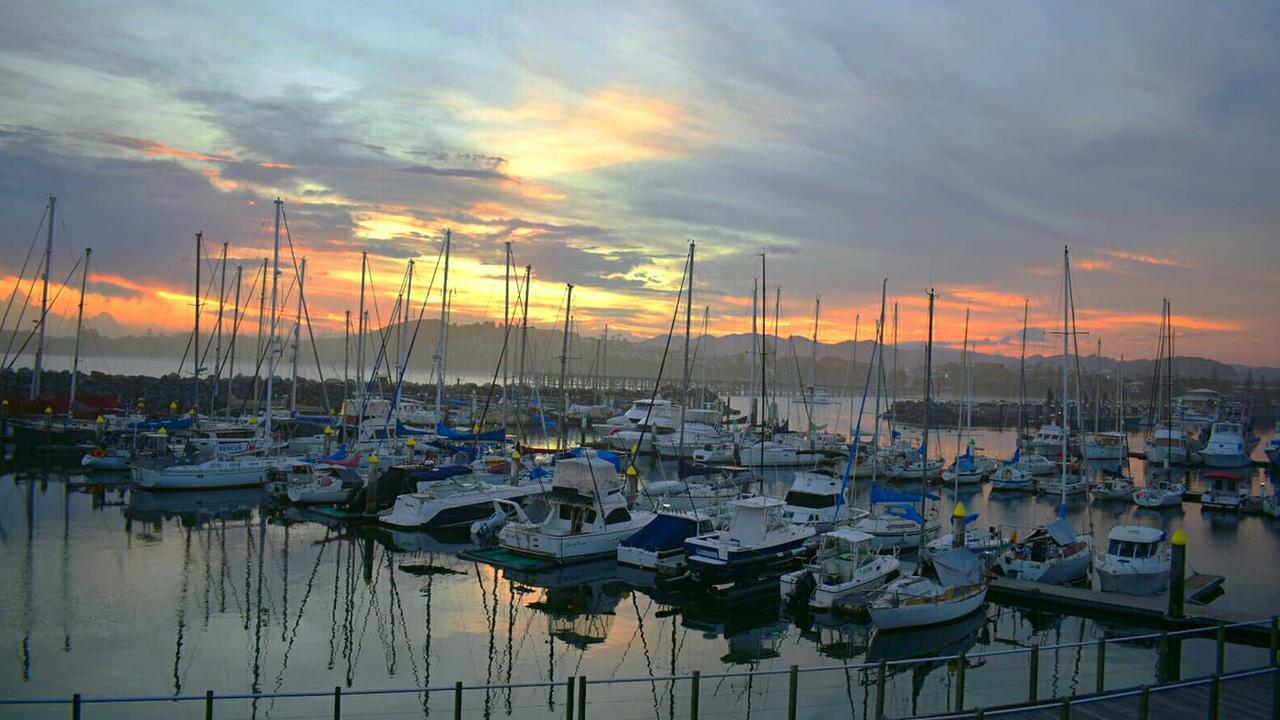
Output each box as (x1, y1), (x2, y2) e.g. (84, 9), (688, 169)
(1, 422), (1277, 719)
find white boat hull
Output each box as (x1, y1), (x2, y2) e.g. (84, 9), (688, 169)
(1095, 564), (1170, 596)
(868, 584), (987, 629)
(500, 513), (655, 562)
(136, 462), (268, 490)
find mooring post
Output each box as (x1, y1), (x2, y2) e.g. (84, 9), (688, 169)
(577, 676), (586, 720)
(565, 676), (575, 720)
(1215, 622), (1226, 676)
(1168, 529), (1186, 618)
(1029, 645), (1040, 702)
(956, 652), (967, 711)
(1158, 631), (1182, 683)
(72, 693), (81, 720)
(1096, 638), (1106, 693)
(1139, 686), (1150, 720)
(333, 686), (341, 720)
(875, 661), (887, 720)
(788, 665), (798, 720)
(205, 689), (214, 720)
(690, 670), (700, 720)
(454, 681), (463, 720)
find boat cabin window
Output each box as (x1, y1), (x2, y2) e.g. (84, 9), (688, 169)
(784, 490), (836, 509)
(604, 508), (631, 525)
(1108, 540), (1157, 558)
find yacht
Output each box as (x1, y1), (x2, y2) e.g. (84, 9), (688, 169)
(1200, 471), (1248, 512)
(1093, 525), (1170, 596)
(993, 517), (1092, 585)
(800, 385), (837, 405)
(654, 411), (726, 458)
(1029, 424), (1068, 457)
(779, 528), (899, 611)
(603, 398), (674, 428)
(1144, 423), (1191, 465)
(684, 496), (816, 584)
(498, 455), (654, 562)
(383, 476), (547, 529)
(867, 548), (987, 630)
(739, 439), (823, 468)
(1200, 421), (1254, 468)
(1132, 479), (1184, 508)
(1083, 431), (1128, 461)
(781, 470), (867, 526)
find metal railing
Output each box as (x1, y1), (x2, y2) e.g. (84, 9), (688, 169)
(3, 616), (1276, 719)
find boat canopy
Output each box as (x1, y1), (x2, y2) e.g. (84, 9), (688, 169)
(620, 513), (705, 551)
(435, 422), (506, 442)
(871, 482), (939, 504)
(933, 548), (982, 586)
(1043, 518), (1078, 545)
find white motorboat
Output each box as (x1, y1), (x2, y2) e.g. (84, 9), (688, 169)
(1030, 424), (1068, 457)
(188, 426), (268, 458)
(867, 548), (987, 629)
(617, 509), (716, 570)
(781, 470), (867, 526)
(780, 528), (900, 611)
(602, 398), (675, 428)
(739, 439), (823, 467)
(135, 458), (271, 490)
(1200, 421), (1254, 468)
(654, 424), (726, 459)
(1132, 480), (1184, 508)
(1015, 453), (1057, 476)
(684, 496), (816, 584)
(383, 477), (546, 529)
(882, 454), (945, 481)
(1093, 525), (1170, 596)
(282, 463), (361, 504)
(1144, 424), (1191, 465)
(1083, 431), (1128, 461)
(691, 440), (737, 464)
(800, 385), (837, 405)
(1091, 473), (1136, 501)
(993, 518), (1092, 585)
(1200, 471), (1248, 512)
(498, 455), (654, 562)
(639, 472), (751, 513)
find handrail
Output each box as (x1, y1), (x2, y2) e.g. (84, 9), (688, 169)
(0, 616), (1273, 707)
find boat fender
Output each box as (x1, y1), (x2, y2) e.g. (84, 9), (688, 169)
(789, 571), (817, 606)
(91, 447), (106, 458)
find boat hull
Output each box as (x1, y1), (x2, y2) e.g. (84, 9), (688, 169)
(868, 585), (988, 630)
(1096, 566), (1170, 596)
(135, 464), (267, 490)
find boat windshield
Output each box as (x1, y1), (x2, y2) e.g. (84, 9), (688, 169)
(785, 490), (837, 509)
(1107, 540), (1158, 558)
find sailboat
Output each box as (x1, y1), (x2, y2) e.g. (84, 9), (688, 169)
(1084, 344), (1129, 460)
(868, 290), (988, 630)
(942, 310), (983, 486)
(993, 248), (1093, 585)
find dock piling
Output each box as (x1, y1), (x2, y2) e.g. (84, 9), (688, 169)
(72, 693), (80, 720)
(1169, 529), (1187, 618)
(1209, 674), (1221, 720)
(1139, 686), (1150, 720)
(565, 677), (574, 720)
(1059, 697), (1070, 719)
(1270, 616), (1279, 666)
(1216, 623), (1226, 675)
(1029, 645), (1040, 702)
(577, 676), (586, 720)
(690, 670), (700, 720)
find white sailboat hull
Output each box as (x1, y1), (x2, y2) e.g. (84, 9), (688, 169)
(136, 461), (269, 490)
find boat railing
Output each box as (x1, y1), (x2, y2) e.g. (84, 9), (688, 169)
(1, 616), (1275, 719)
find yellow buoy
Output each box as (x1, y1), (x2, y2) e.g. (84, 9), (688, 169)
(169, 401), (178, 412)
(44, 406), (53, 415)
(96, 415), (106, 425)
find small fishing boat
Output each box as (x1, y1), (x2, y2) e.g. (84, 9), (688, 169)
(867, 548), (987, 630)
(1132, 479), (1184, 508)
(993, 517), (1092, 585)
(617, 509), (717, 570)
(1029, 424), (1068, 457)
(1093, 525), (1170, 596)
(684, 496), (816, 584)
(780, 528), (899, 611)
(1200, 471), (1248, 512)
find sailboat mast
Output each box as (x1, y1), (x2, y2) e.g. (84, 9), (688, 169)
(29, 196), (54, 400)
(68, 247), (91, 415)
(699, 307), (709, 408)
(919, 289), (935, 553)
(435, 230), (451, 421)
(956, 309), (969, 464)
(809, 294), (819, 449)
(227, 265), (241, 419)
(1060, 247), (1070, 503)
(678, 242), (694, 457)
(891, 303), (899, 433)
(849, 313), (860, 437)
(557, 283), (574, 450)
(503, 242), (511, 427)
(253, 258), (266, 414)
(749, 279), (757, 425)
(265, 199), (282, 442)
(518, 264), (531, 431)
(1116, 354), (1124, 434)
(1018, 299), (1028, 440)
(1094, 339), (1102, 435)
(290, 257), (305, 414)
(760, 254), (767, 431)
(213, 242), (227, 413)
(772, 285), (781, 421)
(193, 231), (202, 415)
(356, 251), (367, 403)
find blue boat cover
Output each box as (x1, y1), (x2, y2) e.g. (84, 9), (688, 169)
(934, 548), (982, 586)
(435, 422), (506, 442)
(571, 447), (623, 472)
(870, 482), (940, 504)
(408, 465), (472, 482)
(620, 514), (703, 551)
(396, 420), (435, 436)
(128, 417), (195, 431)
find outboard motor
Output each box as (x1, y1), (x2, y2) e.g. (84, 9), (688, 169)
(788, 570), (817, 607)
(471, 509), (508, 538)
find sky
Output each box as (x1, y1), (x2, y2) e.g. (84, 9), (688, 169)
(1, 1), (1278, 366)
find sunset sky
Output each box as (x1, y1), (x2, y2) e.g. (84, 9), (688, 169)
(1, 2), (1277, 365)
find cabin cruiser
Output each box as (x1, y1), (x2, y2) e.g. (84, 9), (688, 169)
(993, 518), (1092, 585)
(1200, 471), (1248, 512)
(603, 398), (675, 428)
(780, 528), (899, 611)
(781, 471), (867, 526)
(383, 476), (547, 529)
(1144, 423), (1193, 465)
(1200, 421), (1255, 468)
(691, 440), (737, 464)
(684, 496), (816, 584)
(1029, 424), (1069, 457)
(498, 455), (653, 562)
(639, 471), (752, 513)
(1083, 431), (1128, 461)
(1015, 453), (1057, 476)
(617, 509), (717, 570)
(654, 408), (726, 458)
(867, 548), (987, 630)
(1093, 525), (1170, 596)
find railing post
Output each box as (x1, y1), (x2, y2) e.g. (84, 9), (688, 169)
(1029, 645), (1040, 703)
(577, 676), (587, 720)
(1216, 623), (1226, 676)
(72, 693), (81, 720)
(973, 709), (984, 720)
(1273, 666), (1280, 720)
(454, 681), (463, 720)
(1270, 616), (1278, 667)
(1060, 697), (1071, 719)
(206, 689), (214, 720)
(956, 652), (967, 711)
(333, 686), (341, 720)
(1096, 638), (1106, 693)
(875, 660), (887, 720)
(565, 677), (575, 720)
(690, 670), (700, 720)
(1139, 686), (1150, 720)
(1209, 674), (1221, 720)
(788, 665), (799, 720)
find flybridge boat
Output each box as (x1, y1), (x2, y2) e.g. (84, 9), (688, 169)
(498, 455), (654, 563)
(1144, 423), (1192, 465)
(780, 528), (899, 611)
(603, 398), (674, 428)
(1200, 421), (1255, 468)
(684, 496), (816, 585)
(1093, 525), (1170, 596)
(383, 476), (548, 529)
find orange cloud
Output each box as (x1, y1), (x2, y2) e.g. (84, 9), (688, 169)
(1100, 248), (1183, 268)
(90, 133), (237, 163)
